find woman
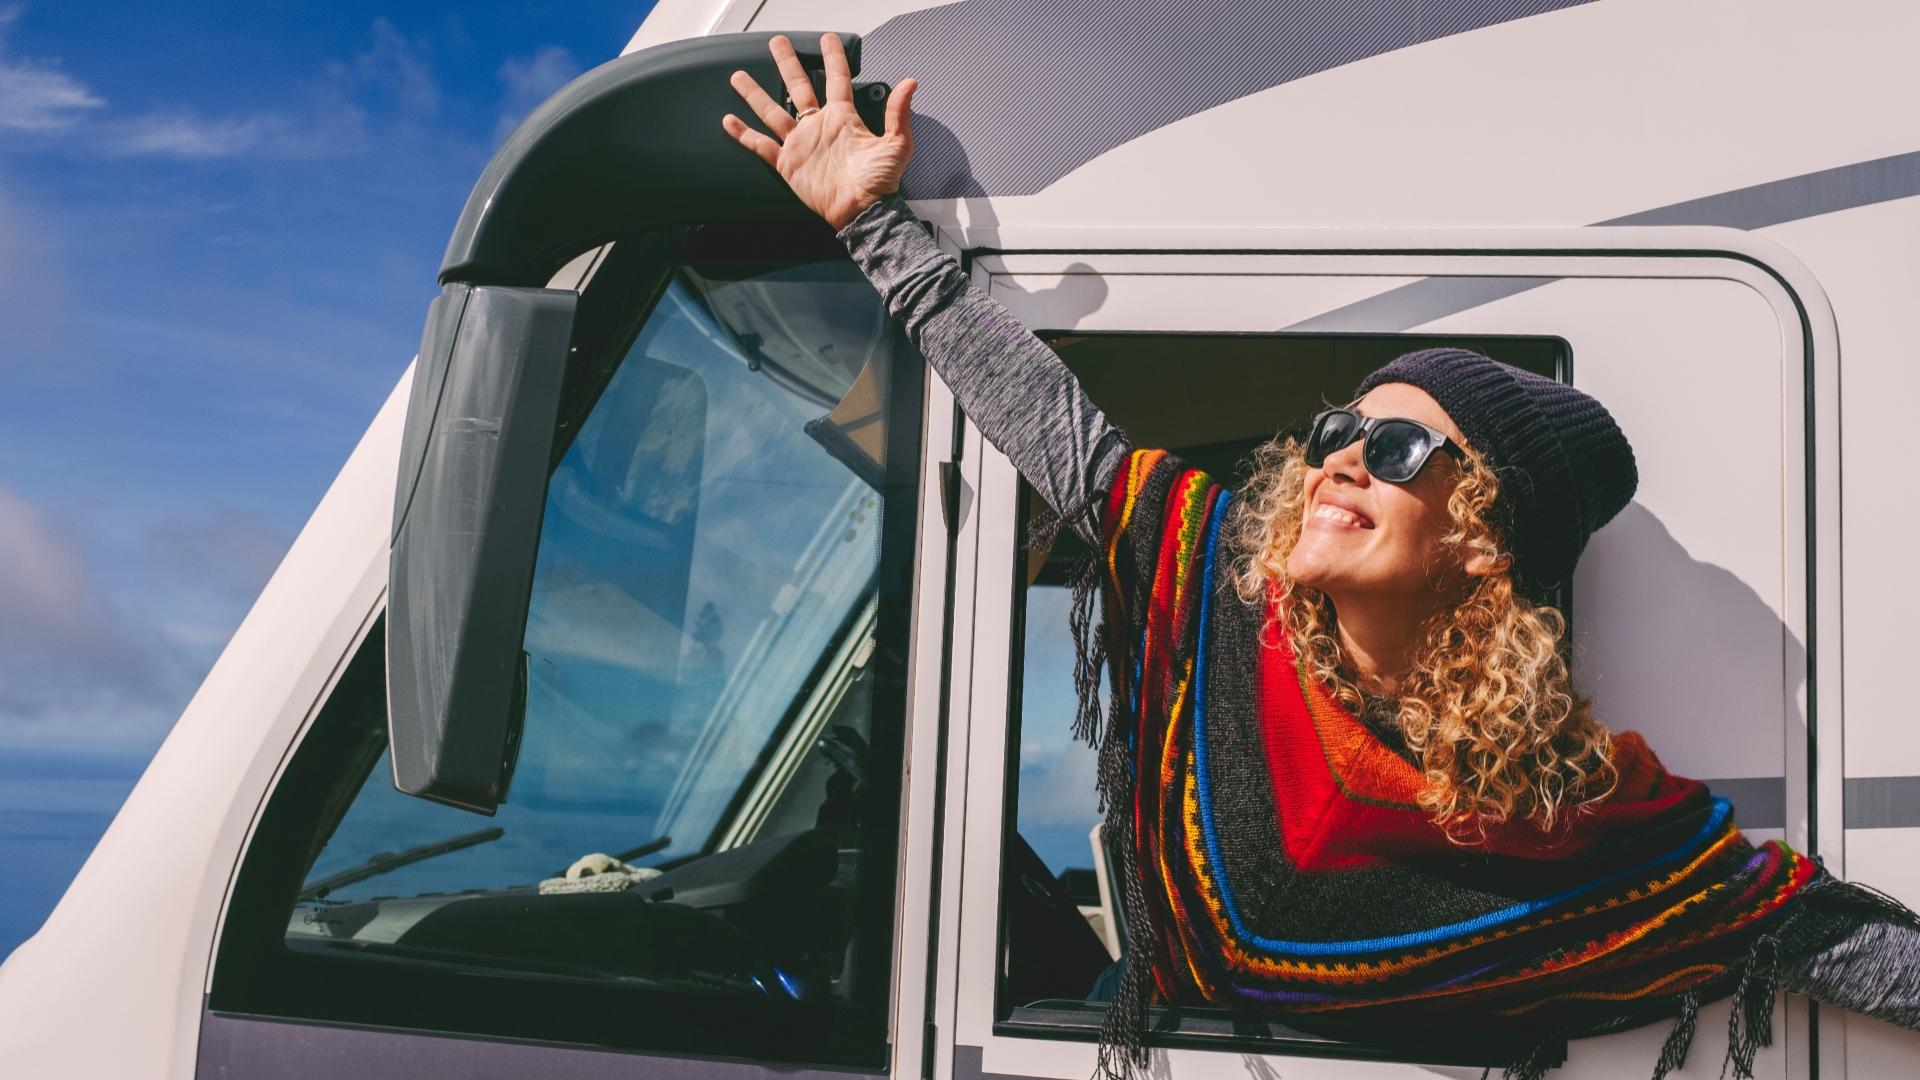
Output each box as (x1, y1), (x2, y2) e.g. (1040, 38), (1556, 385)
(722, 34), (1920, 1080)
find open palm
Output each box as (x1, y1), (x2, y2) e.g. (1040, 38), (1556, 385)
(722, 34), (918, 230)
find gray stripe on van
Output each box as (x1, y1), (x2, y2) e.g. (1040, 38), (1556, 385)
(1285, 150), (1920, 332)
(1845, 777), (1920, 830)
(1705, 777), (1786, 832)
(1601, 149), (1920, 230)
(1680, 778), (1920, 832)
(861, 0), (1599, 199)
(196, 1008), (873, 1080)
(955, 1044), (1042, 1080)
(1285, 276), (1552, 332)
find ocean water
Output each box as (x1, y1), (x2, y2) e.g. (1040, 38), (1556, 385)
(0, 749), (150, 961)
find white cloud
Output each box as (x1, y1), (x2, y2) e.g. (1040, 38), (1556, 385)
(143, 509), (290, 609)
(1015, 585), (1104, 830)
(240, 16), (445, 159)
(0, 481), (299, 752)
(104, 112), (279, 158)
(86, 15), (440, 160)
(347, 17), (439, 118)
(0, 483), (110, 650)
(1017, 739), (1101, 829)
(0, 55), (101, 131)
(0, 480), (179, 749)
(495, 44), (580, 144)
(0, 176), (73, 360)
(0, 14), (441, 160)
(95, 111), (359, 161)
(0, 4), (104, 132)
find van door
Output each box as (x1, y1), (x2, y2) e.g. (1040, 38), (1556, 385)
(203, 33), (950, 1080)
(939, 239), (1839, 1080)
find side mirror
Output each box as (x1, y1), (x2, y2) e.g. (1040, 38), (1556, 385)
(386, 32), (866, 813)
(387, 283), (576, 812)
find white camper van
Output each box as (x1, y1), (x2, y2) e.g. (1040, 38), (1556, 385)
(4, 1), (1918, 1077)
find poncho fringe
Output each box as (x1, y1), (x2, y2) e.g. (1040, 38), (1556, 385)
(1051, 448), (1904, 1080)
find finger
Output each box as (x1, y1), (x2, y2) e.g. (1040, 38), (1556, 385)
(729, 69), (795, 138)
(722, 114), (781, 168)
(821, 33), (855, 106)
(768, 34), (820, 113)
(884, 77), (918, 142)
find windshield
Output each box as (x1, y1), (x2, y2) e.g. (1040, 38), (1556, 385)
(294, 255), (920, 943)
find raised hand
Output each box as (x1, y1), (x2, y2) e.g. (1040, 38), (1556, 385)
(722, 33), (918, 230)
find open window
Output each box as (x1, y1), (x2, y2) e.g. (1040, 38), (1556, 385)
(998, 332), (1565, 1066)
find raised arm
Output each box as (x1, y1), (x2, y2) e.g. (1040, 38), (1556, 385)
(722, 34), (1128, 541)
(836, 195), (1128, 540)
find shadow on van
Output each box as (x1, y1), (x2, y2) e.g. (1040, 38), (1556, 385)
(1578, 502), (1804, 832)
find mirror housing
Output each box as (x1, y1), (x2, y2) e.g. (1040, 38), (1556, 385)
(388, 32), (867, 812)
(388, 284), (575, 812)
(441, 32), (867, 287)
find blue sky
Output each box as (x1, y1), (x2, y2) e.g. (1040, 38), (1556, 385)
(0, 0), (655, 953)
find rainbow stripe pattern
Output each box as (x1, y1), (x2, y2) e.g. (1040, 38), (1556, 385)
(1094, 448), (1821, 1047)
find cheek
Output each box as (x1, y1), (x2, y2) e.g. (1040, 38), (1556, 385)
(1400, 498), (1451, 544)
(1377, 497), (1456, 577)
(1406, 509), (1462, 579)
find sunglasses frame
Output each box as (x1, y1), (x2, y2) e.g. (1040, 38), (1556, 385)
(1304, 407), (1467, 483)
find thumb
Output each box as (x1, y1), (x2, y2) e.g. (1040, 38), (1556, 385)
(884, 77), (917, 142)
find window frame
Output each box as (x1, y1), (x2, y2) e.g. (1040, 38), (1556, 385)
(209, 227), (933, 1070)
(933, 234), (1837, 1080)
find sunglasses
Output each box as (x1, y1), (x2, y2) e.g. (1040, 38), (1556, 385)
(1304, 407), (1466, 483)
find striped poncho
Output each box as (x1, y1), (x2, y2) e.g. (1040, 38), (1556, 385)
(1079, 448), (1844, 1080)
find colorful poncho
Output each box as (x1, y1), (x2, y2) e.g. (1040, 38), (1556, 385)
(1076, 448), (1854, 1080)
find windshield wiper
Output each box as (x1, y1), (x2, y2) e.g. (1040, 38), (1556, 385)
(299, 826), (504, 901)
(615, 833), (672, 862)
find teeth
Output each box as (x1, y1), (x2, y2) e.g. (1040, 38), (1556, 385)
(1314, 504), (1366, 527)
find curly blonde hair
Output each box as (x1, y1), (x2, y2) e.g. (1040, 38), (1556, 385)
(1230, 434), (1617, 840)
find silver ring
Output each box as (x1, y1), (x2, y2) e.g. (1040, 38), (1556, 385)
(795, 105), (821, 120)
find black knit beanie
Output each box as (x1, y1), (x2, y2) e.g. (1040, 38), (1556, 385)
(1353, 348), (1638, 603)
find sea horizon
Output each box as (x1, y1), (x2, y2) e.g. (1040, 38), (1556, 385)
(0, 746), (155, 961)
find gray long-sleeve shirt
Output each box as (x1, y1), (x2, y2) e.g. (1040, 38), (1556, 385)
(838, 195), (1130, 542)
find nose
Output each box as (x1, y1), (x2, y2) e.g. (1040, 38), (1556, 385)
(1320, 434), (1371, 486)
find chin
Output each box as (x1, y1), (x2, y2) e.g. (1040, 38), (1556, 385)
(1283, 550), (1340, 593)
(1286, 553), (1399, 601)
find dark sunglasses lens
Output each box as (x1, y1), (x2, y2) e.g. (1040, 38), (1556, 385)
(1306, 410), (1360, 465)
(1364, 420), (1434, 482)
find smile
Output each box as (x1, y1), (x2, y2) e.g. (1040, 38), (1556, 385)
(1311, 503), (1374, 529)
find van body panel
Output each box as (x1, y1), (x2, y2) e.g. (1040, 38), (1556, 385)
(5, 2), (1919, 1077)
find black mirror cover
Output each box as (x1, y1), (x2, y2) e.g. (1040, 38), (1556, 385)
(387, 284), (577, 813)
